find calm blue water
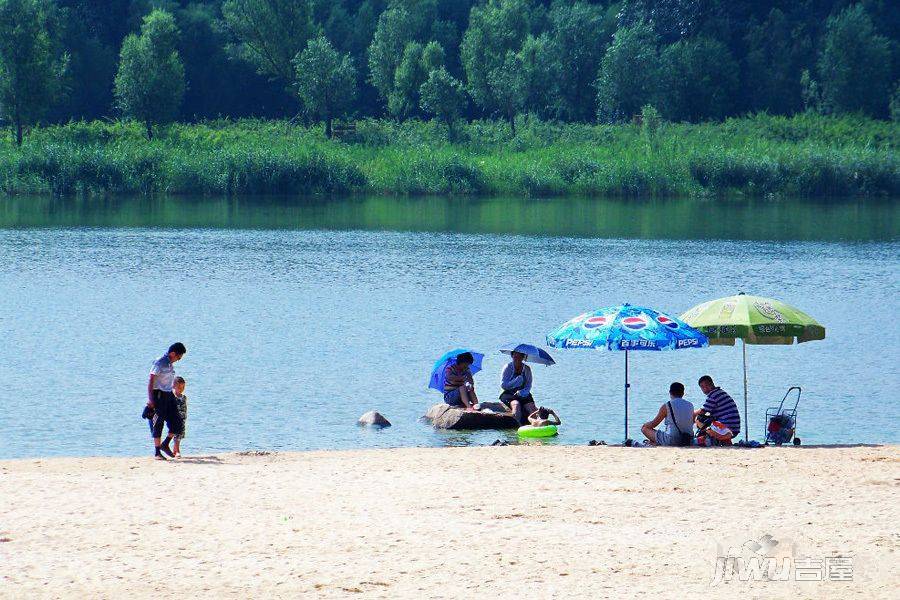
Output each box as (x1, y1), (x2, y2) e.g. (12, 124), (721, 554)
(0, 195), (897, 458)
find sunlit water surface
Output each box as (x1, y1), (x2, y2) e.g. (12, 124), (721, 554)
(0, 195), (897, 458)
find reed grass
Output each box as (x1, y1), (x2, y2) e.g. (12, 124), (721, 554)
(1, 114), (896, 198)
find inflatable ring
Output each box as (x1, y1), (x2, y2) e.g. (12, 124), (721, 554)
(517, 424), (558, 438)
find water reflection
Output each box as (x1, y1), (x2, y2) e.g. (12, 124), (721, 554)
(1, 194), (896, 241)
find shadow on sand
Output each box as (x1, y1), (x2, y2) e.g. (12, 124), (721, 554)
(173, 455), (226, 465)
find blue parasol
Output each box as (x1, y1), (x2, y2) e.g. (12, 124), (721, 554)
(547, 304), (708, 441)
(499, 343), (556, 365)
(428, 348), (484, 392)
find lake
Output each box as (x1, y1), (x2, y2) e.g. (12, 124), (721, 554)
(0, 195), (897, 458)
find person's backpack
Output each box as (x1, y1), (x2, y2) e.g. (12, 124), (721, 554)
(666, 401), (693, 447)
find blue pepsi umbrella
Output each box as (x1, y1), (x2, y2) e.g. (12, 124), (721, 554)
(547, 304), (708, 441)
(428, 348), (485, 392)
(499, 343), (556, 366)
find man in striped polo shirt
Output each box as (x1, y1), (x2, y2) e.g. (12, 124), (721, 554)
(696, 375), (740, 439)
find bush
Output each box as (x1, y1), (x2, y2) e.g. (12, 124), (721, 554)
(223, 151), (366, 195)
(689, 152), (780, 194)
(519, 167), (563, 197)
(394, 155), (486, 195)
(554, 156), (602, 183)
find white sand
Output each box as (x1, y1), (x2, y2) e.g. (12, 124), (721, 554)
(1, 445), (897, 599)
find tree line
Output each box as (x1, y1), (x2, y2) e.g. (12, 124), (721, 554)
(1, 0), (898, 143)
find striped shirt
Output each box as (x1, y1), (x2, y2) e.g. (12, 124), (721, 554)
(443, 364), (473, 392)
(702, 387), (740, 436)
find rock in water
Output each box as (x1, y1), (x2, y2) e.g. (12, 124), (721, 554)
(424, 402), (519, 430)
(358, 411), (391, 427)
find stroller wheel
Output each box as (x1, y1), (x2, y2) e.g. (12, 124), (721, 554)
(793, 437), (801, 446)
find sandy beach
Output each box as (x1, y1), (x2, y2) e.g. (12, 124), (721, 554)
(1, 445), (897, 599)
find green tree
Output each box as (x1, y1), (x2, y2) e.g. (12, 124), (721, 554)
(818, 4), (893, 117)
(293, 35), (356, 138)
(517, 33), (555, 118)
(222, 0), (315, 84)
(658, 36), (738, 122)
(618, 0), (702, 44)
(114, 9), (185, 140)
(367, 6), (417, 105)
(421, 40), (445, 74)
(516, 33), (552, 119)
(800, 69), (822, 113)
(546, 1), (611, 121)
(595, 22), (660, 123)
(388, 42), (425, 118)
(743, 9), (812, 115)
(640, 103), (663, 149)
(891, 82), (900, 122)
(0, 0), (67, 145)
(366, 2), (449, 109)
(488, 50), (528, 134)
(49, 8), (115, 123)
(419, 66), (466, 131)
(460, 0), (534, 118)
(388, 40), (445, 118)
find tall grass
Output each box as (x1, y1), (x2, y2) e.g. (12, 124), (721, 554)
(0, 114), (897, 198)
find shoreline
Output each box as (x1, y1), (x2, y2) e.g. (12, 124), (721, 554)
(0, 441), (893, 463)
(2, 444), (897, 598)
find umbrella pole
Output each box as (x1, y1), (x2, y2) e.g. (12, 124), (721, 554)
(742, 340), (749, 443)
(624, 349), (629, 442)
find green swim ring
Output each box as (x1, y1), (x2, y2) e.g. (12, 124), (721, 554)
(517, 424), (558, 438)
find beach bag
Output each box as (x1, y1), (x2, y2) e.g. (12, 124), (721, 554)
(767, 413), (795, 445)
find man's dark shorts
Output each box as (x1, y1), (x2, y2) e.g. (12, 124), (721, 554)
(444, 388), (464, 406)
(151, 390), (185, 438)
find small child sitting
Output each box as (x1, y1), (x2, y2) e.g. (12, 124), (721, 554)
(527, 407), (561, 427)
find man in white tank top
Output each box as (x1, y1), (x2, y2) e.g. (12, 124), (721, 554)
(641, 382), (695, 446)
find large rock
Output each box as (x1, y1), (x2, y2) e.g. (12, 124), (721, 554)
(424, 402), (519, 430)
(358, 411), (391, 427)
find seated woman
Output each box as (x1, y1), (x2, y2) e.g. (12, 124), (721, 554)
(443, 352), (480, 412)
(500, 350), (537, 425)
(527, 407), (561, 427)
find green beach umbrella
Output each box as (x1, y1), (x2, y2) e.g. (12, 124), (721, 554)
(680, 293), (825, 441)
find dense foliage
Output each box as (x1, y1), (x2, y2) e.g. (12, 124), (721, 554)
(1, 114), (896, 198)
(0, 0), (897, 137)
(114, 9), (185, 139)
(0, 0), (68, 145)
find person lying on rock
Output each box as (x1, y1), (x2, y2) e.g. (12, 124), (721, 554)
(443, 352), (480, 412)
(499, 350), (536, 425)
(527, 407), (561, 427)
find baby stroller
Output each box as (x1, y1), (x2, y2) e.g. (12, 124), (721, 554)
(765, 386), (801, 445)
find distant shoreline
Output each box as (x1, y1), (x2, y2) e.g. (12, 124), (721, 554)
(1, 114), (896, 199)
